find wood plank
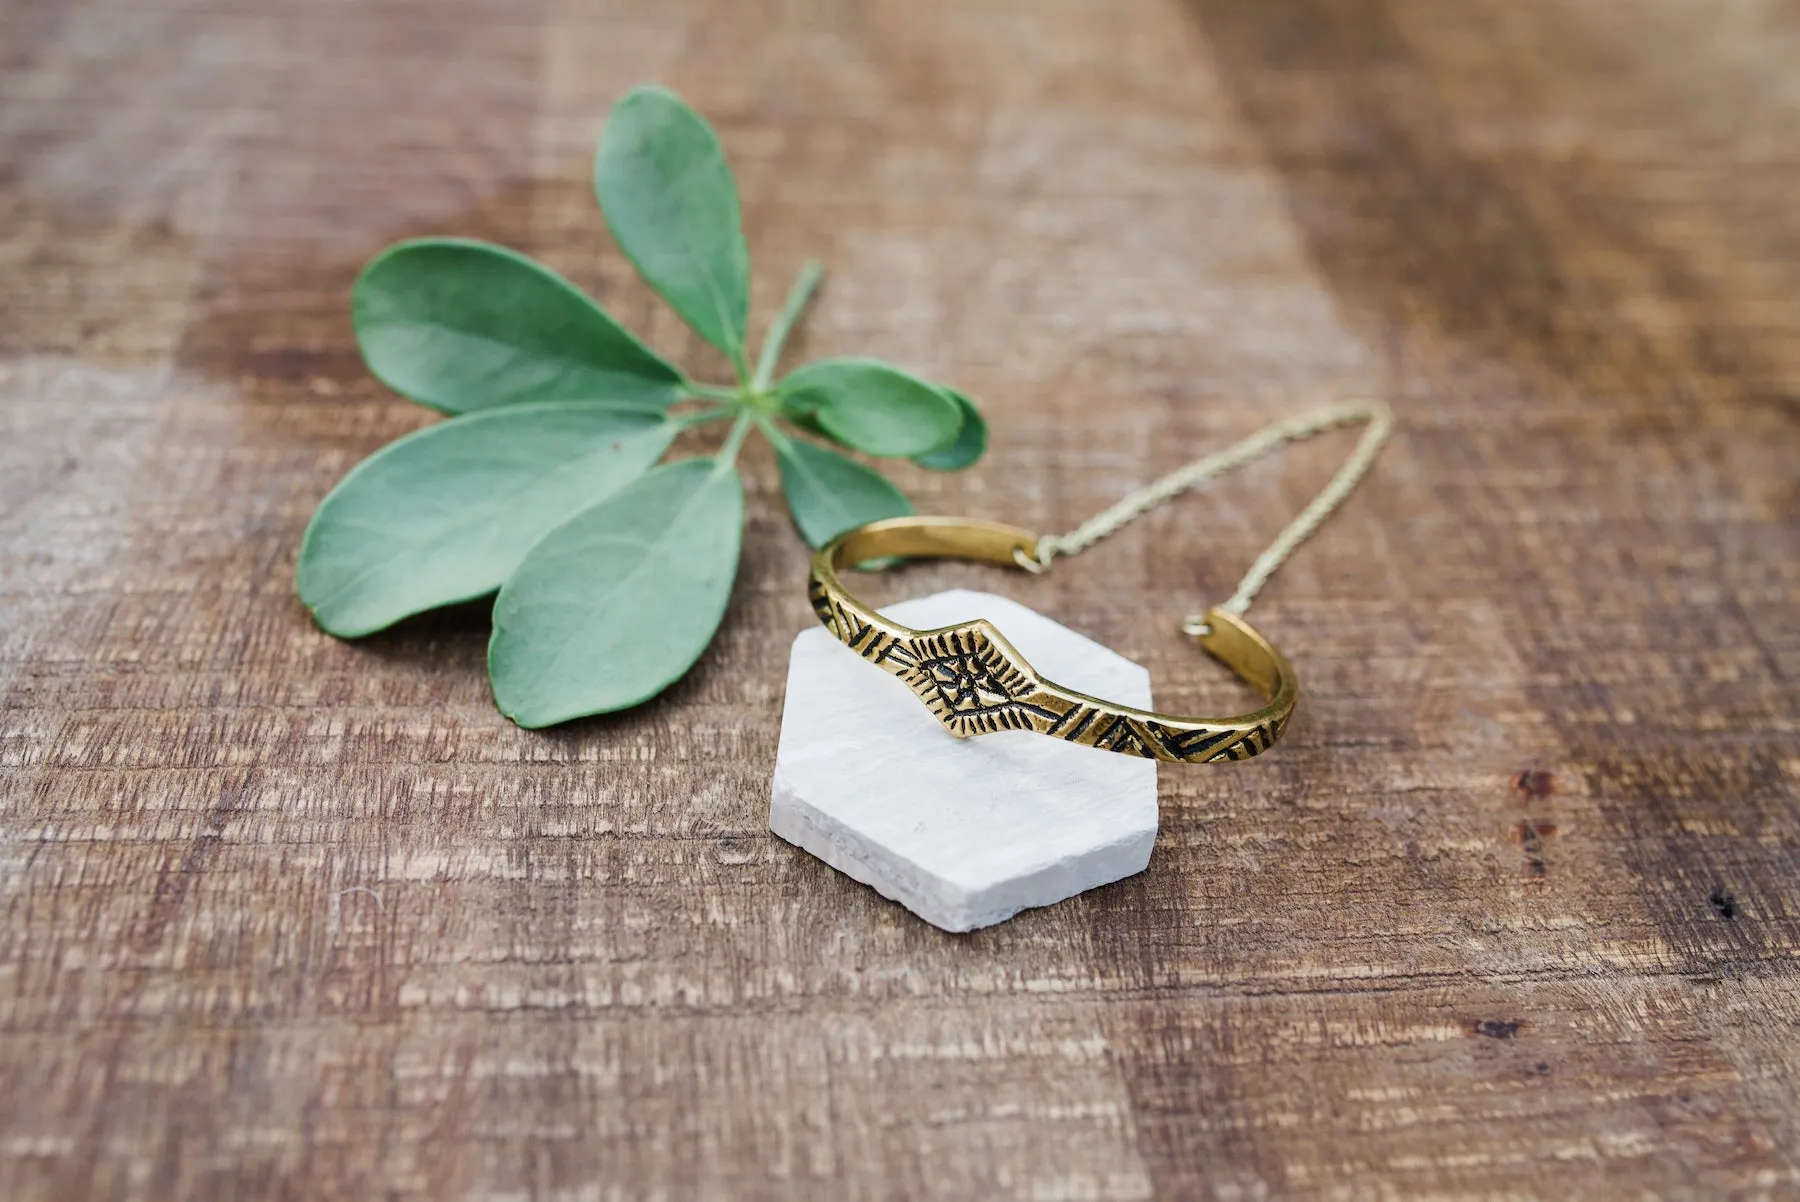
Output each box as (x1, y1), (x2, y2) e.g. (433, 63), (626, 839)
(2, 0), (1796, 1197)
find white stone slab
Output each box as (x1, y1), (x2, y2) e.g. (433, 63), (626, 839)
(769, 589), (1158, 932)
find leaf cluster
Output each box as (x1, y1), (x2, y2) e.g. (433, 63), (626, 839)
(298, 87), (987, 727)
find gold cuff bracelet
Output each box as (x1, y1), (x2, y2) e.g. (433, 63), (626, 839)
(808, 516), (1297, 764)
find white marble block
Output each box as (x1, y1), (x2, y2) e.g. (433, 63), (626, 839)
(769, 589), (1158, 932)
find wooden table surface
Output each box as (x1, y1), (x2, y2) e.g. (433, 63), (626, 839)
(3, 1), (1798, 1198)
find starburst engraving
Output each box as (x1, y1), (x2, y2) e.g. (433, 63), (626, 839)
(892, 624), (1061, 737)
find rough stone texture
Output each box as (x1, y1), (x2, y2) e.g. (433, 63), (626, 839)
(770, 589), (1159, 932)
(3, 0), (1800, 1199)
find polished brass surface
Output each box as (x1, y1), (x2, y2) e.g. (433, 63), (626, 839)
(808, 517), (1298, 764)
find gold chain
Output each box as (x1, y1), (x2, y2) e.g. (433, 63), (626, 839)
(1016, 401), (1394, 636)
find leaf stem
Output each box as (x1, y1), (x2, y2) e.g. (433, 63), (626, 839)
(729, 345), (754, 390)
(673, 404), (737, 430)
(752, 260), (824, 393)
(751, 411), (794, 452)
(716, 412), (755, 468)
(683, 382), (744, 404)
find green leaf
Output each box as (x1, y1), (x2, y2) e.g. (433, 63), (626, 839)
(489, 458), (744, 727)
(596, 86), (751, 362)
(354, 238), (684, 414)
(913, 389), (988, 471)
(775, 436), (913, 548)
(298, 402), (677, 637)
(777, 358), (962, 458)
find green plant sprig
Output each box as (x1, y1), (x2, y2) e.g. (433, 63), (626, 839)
(296, 85), (989, 728)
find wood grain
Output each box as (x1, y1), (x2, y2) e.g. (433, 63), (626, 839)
(2, 0), (1797, 1198)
